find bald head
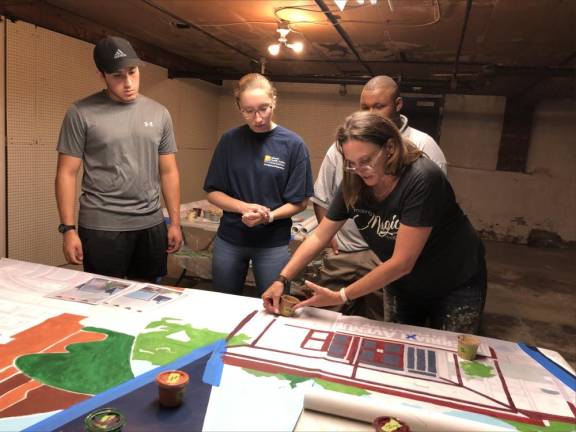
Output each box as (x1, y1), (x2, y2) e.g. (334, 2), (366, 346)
(360, 75), (403, 126)
(363, 75), (400, 99)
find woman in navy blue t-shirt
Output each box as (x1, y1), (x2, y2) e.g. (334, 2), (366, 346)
(204, 73), (314, 296)
(262, 111), (486, 333)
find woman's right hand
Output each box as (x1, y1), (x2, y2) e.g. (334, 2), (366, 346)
(261, 281), (284, 315)
(240, 203), (269, 217)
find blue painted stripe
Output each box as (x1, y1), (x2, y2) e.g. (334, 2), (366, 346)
(202, 339), (226, 386)
(24, 341), (224, 432)
(518, 342), (576, 392)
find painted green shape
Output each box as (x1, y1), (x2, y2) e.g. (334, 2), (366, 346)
(504, 419), (576, 432)
(243, 369), (369, 395)
(461, 361), (495, 378)
(133, 317), (249, 365)
(243, 369), (309, 388)
(314, 378), (370, 396)
(15, 327), (134, 395)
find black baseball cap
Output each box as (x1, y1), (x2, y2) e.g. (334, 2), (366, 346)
(93, 36), (143, 73)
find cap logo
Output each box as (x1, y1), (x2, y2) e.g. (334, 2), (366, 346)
(113, 49), (127, 59)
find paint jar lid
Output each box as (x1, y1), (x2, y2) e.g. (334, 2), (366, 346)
(156, 370), (190, 388)
(373, 416), (410, 432)
(84, 407), (126, 432)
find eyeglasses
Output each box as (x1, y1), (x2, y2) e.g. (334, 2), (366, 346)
(240, 104), (272, 118)
(344, 148), (383, 173)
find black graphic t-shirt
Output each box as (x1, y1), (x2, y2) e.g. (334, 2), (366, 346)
(327, 157), (482, 300)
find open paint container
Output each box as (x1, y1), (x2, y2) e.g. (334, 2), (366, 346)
(156, 369), (190, 408)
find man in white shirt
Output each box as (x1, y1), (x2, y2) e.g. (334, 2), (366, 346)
(311, 75), (447, 320)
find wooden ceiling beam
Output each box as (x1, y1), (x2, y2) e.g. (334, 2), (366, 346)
(0, 0), (211, 74)
(314, 0), (374, 76)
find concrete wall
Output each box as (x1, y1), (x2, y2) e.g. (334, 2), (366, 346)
(0, 19), (5, 258)
(442, 95), (576, 245)
(1, 23), (575, 265)
(139, 66), (220, 203)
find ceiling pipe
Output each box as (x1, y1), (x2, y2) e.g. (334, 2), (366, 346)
(451, 0), (473, 90)
(168, 70), (510, 95)
(313, 0), (374, 76)
(515, 50), (576, 99)
(140, 0), (260, 65)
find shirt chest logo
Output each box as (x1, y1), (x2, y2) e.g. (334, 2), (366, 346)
(144, 121), (154, 127)
(355, 212), (400, 240)
(263, 155), (286, 170)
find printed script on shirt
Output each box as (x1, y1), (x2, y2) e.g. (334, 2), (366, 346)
(263, 154), (286, 170)
(353, 209), (399, 240)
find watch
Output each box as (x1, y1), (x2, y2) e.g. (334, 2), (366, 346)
(58, 224), (76, 234)
(276, 274), (291, 292)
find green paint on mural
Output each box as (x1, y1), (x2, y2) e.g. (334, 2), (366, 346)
(461, 361), (495, 378)
(15, 327), (134, 395)
(243, 369), (310, 388)
(243, 370), (369, 395)
(133, 317), (249, 365)
(314, 378), (370, 396)
(505, 419), (576, 432)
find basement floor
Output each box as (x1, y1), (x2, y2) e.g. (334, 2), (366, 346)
(164, 239), (576, 370)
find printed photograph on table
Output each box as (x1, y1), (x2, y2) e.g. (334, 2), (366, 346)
(104, 285), (186, 313)
(46, 277), (132, 305)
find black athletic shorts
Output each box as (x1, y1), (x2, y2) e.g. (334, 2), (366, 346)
(79, 222), (167, 282)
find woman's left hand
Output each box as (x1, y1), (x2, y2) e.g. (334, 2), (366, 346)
(294, 280), (343, 310)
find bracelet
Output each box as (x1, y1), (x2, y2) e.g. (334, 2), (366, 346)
(268, 212), (275, 223)
(339, 287), (349, 304)
(276, 274), (289, 284)
(276, 274), (290, 292)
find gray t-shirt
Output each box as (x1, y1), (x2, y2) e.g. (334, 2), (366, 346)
(57, 91), (177, 231)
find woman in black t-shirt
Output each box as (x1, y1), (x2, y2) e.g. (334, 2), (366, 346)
(262, 111), (486, 333)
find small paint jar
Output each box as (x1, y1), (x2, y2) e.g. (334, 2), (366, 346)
(279, 294), (299, 317)
(84, 407), (126, 432)
(457, 334), (481, 360)
(373, 416), (410, 432)
(156, 370), (190, 408)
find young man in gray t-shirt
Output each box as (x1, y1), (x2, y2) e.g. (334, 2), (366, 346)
(55, 36), (182, 281)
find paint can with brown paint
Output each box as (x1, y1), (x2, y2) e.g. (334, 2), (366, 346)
(156, 370), (190, 408)
(279, 294), (299, 317)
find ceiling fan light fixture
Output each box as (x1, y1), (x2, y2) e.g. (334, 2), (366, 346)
(336, 0), (379, 10)
(268, 21), (304, 56)
(268, 43), (281, 56)
(287, 41), (304, 53)
(334, 0), (348, 11)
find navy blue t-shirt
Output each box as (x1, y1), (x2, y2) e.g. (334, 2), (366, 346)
(204, 125), (314, 248)
(327, 157), (483, 300)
